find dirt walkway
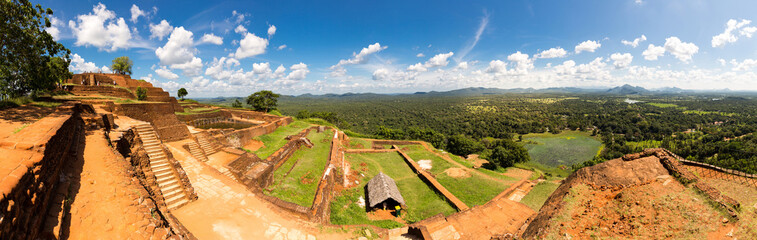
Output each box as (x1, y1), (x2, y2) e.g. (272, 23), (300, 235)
(64, 131), (169, 239)
(165, 140), (349, 240)
(0, 104), (56, 139)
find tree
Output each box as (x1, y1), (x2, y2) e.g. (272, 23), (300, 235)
(177, 88), (188, 100)
(231, 99), (243, 108)
(136, 87), (147, 100)
(111, 56), (133, 75)
(447, 134), (485, 156)
(246, 90), (280, 112)
(1, 0), (71, 99)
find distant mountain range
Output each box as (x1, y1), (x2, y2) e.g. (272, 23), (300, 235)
(196, 85), (751, 101)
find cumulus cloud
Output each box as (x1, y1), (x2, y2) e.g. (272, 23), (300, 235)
(45, 17), (64, 40)
(610, 53), (633, 69)
(287, 63), (309, 80)
(268, 25), (276, 36)
(416, 53), (425, 58)
(234, 33), (268, 59)
(277, 45), (287, 50)
(199, 33), (223, 45)
(574, 40), (601, 53)
(232, 10), (246, 24)
(621, 35), (646, 48)
(252, 62), (272, 74)
(130, 4), (146, 23)
(712, 19), (756, 48)
(332, 43), (388, 68)
(155, 66), (179, 79)
(664, 37), (698, 63)
(155, 27), (203, 76)
(507, 51), (533, 74)
(426, 52), (454, 67)
(68, 3), (132, 52)
(486, 60), (508, 74)
(234, 25), (247, 34)
(69, 54), (103, 73)
(731, 59), (757, 71)
(536, 47), (567, 59)
(642, 44), (665, 61)
(554, 60), (577, 75)
(718, 58), (727, 66)
(149, 20), (173, 40)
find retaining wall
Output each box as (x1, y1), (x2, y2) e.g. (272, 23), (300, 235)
(63, 85), (136, 99)
(114, 103), (191, 141)
(0, 104), (84, 239)
(394, 146), (470, 211)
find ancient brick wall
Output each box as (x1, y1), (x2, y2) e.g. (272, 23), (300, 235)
(63, 85), (136, 99)
(175, 110), (232, 122)
(115, 103), (190, 141)
(395, 146), (470, 211)
(0, 104), (84, 239)
(309, 128), (341, 223)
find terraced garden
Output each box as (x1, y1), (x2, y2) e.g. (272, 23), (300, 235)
(251, 120), (313, 159)
(265, 128), (334, 207)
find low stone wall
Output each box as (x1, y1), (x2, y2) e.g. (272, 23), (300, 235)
(114, 103), (190, 141)
(63, 85), (136, 99)
(0, 104), (84, 239)
(309, 129), (341, 223)
(372, 140), (422, 147)
(394, 146), (470, 211)
(344, 148), (398, 153)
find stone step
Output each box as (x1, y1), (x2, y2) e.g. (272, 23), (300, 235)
(167, 198), (189, 210)
(155, 170), (173, 179)
(162, 182), (181, 193)
(144, 145), (161, 150)
(152, 163), (171, 172)
(151, 159), (168, 165)
(165, 193), (186, 205)
(150, 156), (167, 162)
(162, 187), (182, 200)
(158, 177), (177, 186)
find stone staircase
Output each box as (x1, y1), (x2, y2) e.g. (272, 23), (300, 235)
(135, 123), (190, 210)
(187, 141), (208, 162)
(197, 134), (218, 155)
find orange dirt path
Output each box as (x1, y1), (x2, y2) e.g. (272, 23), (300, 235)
(165, 141), (350, 240)
(0, 105), (56, 139)
(65, 131), (168, 239)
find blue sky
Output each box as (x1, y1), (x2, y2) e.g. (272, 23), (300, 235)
(40, 0), (757, 97)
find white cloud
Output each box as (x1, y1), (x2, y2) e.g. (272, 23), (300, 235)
(278, 45), (287, 50)
(232, 11), (246, 24)
(45, 17), (63, 40)
(416, 53), (425, 58)
(205, 57), (242, 80)
(507, 51), (533, 74)
(486, 60), (508, 74)
(456, 61), (469, 70)
(130, 4), (146, 23)
(69, 54), (103, 73)
(664, 37), (698, 63)
(536, 47), (567, 59)
(635, 0), (643, 4)
(407, 63), (428, 72)
(574, 40), (601, 53)
(554, 60), (577, 75)
(234, 33), (268, 59)
(101, 66), (111, 73)
(149, 20), (173, 40)
(234, 25), (247, 34)
(610, 53), (633, 69)
(712, 19), (756, 48)
(155, 66), (179, 79)
(718, 58), (727, 66)
(332, 43), (388, 68)
(731, 59), (757, 71)
(287, 63), (309, 80)
(68, 3), (132, 52)
(155, 27), (203, 76)
(426, 52), (454, 67)
(252, 62), (272, 74)
(456, 12), (489, 61)
(268, 25), (277, 36)
(642, 44), (665, 61)
(621, 35), (647, 48)
(199, 33), (223, 45)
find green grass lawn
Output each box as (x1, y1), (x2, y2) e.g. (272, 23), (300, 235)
(647, 102), (680, 108)
(344, 152), (457, 223)
(399, 144), (513, 206)
(520, 181), (560, 211)
(523, 131), (602, 168)
(347, 137), (373, 149)
(253, 121), (312, 159)
(266, 129), (333, 207)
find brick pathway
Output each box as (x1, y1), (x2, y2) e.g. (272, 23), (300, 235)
(165, 141), (347, 240)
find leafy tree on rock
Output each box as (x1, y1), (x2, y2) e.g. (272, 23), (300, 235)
(1, 0), (71, 99)
(177, 88), (188, 100)
(111, 56), (133, 75)
(136, 87), (147, 100)
(246, 90), (280, 112)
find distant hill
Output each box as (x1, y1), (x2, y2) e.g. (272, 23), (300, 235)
(606, 84), (649, 95)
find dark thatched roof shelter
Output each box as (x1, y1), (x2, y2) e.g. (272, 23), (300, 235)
(366, 172), (406, 209)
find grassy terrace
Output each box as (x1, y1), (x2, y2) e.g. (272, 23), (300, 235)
(252, 121), (312, 159)
(266, 128), (334, 207)
(399, 144), (513, 207)
(520, 181), (560, 211)
(334, 152), (456, 225)
(346, 137), (372, 149)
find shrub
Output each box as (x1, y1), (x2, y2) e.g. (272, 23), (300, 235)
(136, 87), (147, 100)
